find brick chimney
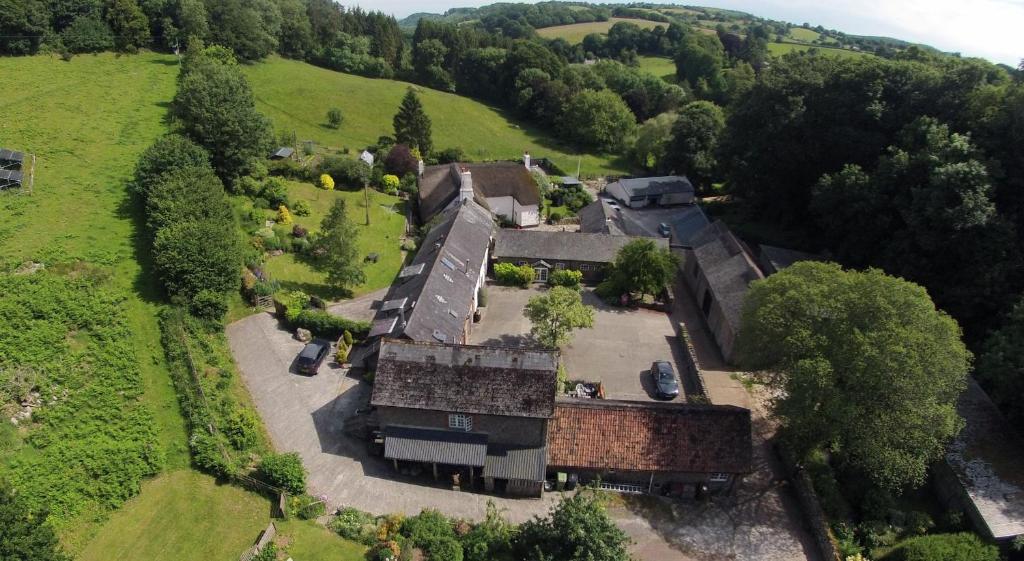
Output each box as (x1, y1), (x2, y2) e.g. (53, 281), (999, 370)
(459, 168), (473, 202)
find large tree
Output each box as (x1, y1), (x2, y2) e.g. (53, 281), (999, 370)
(393, 88), (433, 156)
(559, 89), (636, 152)
(975, 298), (1024, 431)
(104, 0), (148, 51)
(665, 100), (725, 191)
(524, 286), (595, 349)
(172, 46), (273, 181)
(311, 199), (365, 290)
(0, 0), (50, 54)
(605, 238), (678, 299)
(737, 261), (970, 491)
(0, 481), (70, 561)
(514, 493), (629, 561)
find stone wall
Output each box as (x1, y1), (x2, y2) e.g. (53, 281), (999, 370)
(777, 444), (843, 561)
(678, 323), (710, 401)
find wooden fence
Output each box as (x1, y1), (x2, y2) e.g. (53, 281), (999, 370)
(238, 522), (277, 561)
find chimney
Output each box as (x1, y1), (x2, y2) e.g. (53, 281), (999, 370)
(417, 159), (425, 177)
(523, 151), (531, 170)
(459, 168), (473, 202)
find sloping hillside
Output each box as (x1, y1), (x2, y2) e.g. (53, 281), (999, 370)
(243, 57), (627, 176)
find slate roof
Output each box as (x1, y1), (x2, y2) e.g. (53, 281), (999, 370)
(758, 244), (823, 276)
(547, 399), (753, 474)
(689, 221), (763, 333)
(484, 445), (547, 481)
(418, 162), (541, 222)
(493, 230), (668, 264)
(945, 379), (1024, 540)
(384, 425), (488, 466)
(0, 169), (23, 188)
(611, 176), (694, 198)
(371, 339), (559, 418)
(270, 147), (295, 159)
(578, 199), (626, 235)
(670, 205), (712, 247)
(369, 199), (493, 343)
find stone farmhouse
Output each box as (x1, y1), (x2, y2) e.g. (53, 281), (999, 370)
(418, 158), (541, 228)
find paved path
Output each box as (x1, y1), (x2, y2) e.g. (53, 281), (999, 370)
(326, 287), (390, 322)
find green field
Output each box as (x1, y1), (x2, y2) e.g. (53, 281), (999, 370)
(636, 55), (677, 82)
(273, 519), (367, 560)
(243, 56), (626, 176)
(255, 181), (407, 300)
(78, 470), (272, 561)
(787, 27), (822, 42)
(535, 17), (666, 44)
(768, 41), (869, 58)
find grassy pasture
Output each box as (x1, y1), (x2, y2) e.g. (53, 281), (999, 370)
(535, 17), (666, 44)
(768, 41), (870, 58)
(243, 56), (626, 176)
(636, 55), (677, 82)
(787, 27), (822, 42)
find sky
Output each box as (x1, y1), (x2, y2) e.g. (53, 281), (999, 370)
(356, 0), (1024, 66)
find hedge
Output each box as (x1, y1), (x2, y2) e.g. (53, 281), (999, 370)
(292, 309), (370, 340)
(494, 263), (535, 287)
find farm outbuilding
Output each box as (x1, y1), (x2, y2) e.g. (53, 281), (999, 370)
(0, 148), (24, 170)
(269, 147), (295, 160)
(0, 169), (23, 190)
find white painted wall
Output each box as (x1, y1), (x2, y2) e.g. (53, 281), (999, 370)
(486, 196), (539, 227)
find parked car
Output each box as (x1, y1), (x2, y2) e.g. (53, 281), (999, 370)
(658, 222), (672, 237)
(651, 360), (679, 399)
(297, 341), (329, 375)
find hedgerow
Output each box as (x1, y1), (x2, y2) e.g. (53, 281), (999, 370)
(0, 272), (162, 525)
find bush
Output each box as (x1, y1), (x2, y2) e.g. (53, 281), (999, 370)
(320, 174), (335, 191)
(435, 147), (465, 164)
(292, 309), (371, 340)
(427, 537), (463, 561)
(224, 407), (261, 450)
(290, 493), (327, 519)
(319, 156), (369, 188)
(384, 144), (418, 176)
(133, 134), (209, 193)
(403, 509), (456, 552)
(548, 209), (564, 222)
(252, 543), (277, 561)
(259, 177), (290, 207)
(292, 225), (308, 238)
(62, 16), (114, 53)
(493, 263), (535, 287)
(332, 507), (379, 545)
(274, 290), (311, 322)
(258, 452), (306, 494)
(382, 174), (400, 194)
(189, 289), (228, 322)
(888, 532), (999, 561)
(268, 158), (308, 180)
(327, 107), (344, 128)
(292, 200), (311, 216)
(548, 269), (583, 288)
(190, 432), (232, 477)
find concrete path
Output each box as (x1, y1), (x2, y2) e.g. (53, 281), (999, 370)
(326, 287), (390, 322)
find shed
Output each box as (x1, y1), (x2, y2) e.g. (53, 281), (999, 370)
(270, 147), (295, 160)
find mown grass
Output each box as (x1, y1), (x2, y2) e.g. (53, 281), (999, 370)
(536, 17), (665, 44)
(244, 180), (407, 302)
(77, 470), (272, 561)
(243, 56), (627, 177)
(274, 519), (367, 561)
(636, 55), (677, 82)
(768, 41), (869, 58)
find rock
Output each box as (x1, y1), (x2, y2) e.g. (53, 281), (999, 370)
(296, 328), (312, 342)
(269, 249), (285, 257)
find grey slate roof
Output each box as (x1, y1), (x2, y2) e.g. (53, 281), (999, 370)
(418, 162), (541, 222)
(484, 445), (547, 481)
(371, 339), (559, 418)
(0, 169), (23, 188)
(669, 205), (712, 247)
(689, 221), (763, 333)
(612, 176), (694, 198)
(369, 199), (493, 343)
(493, 230), (668, 264)
(757, 244), (823, 276)
(384, 425), (488, 466)
(578, 199), (626, 235)
(945, 379), (1024, 540)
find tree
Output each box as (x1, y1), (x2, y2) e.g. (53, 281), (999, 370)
(275, 0), (314, 59)
(737, 261), (970, 491)
(204, 0), (278, 62)
(393, 88), (433, 156)
(0, 0), (50, 55)
(514, 493), (629, 561)
(132, 133), (209, 193)
(61, 15), (114, 53)
(524, 286), (595, 349)
(326, 107), (343, 128)
(674, 33), (725, 97)
(384, 143), (418, 177)
(666, 101), (725, 191)
(104, 0), (148, 51)
(605, 239), (678, 299)
(152, 218), (242, 300)
(258, 452), (306, 494)
(0, 481), (70, 561)
(172, 47), (273, 181)
(631, 112), (677, 171)
(559, 89), (636, 152)
(311, 199), (365, 289)
(976, 298), (1024, 430)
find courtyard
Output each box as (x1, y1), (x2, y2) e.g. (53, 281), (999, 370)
(469, 285), (698, 401)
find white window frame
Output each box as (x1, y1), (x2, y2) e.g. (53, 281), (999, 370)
(449, 413), (472, 431)
(709, 472), (729, 483)
(555, 262), (565, 270)
(580, 263), (593, 272)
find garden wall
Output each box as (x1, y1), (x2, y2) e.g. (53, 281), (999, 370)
(777, 444), (843, 561)
(678, 323), (709, 400)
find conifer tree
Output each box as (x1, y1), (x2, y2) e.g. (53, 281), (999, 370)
(393, 88), (433, 156)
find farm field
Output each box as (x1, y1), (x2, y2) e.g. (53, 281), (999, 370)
(535, 17), (665, 44)
(243, 56), (627, 176)
(636, 55), (677, 82)
(253, 181), (408, 301)
(78, 470), (272, 561)
(768, 41), (869, 58)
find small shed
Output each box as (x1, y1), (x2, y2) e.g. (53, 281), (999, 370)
(269, 147), (295, 160)
(0, 169), (23, 190)
(0, 148), (24, 170)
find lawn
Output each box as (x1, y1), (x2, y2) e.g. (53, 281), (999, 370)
(243, 56), (627, 177)
(256, 181), (408, 301)
(636, 55), (677, 82)
(787, 27), (822, 42)
(274, 519), (367, 561)
(78, 470), (272, 561)
(536, 17), (666, 44)
(768, 41), (869, 58)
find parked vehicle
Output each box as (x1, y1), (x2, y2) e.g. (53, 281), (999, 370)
(658, 222), (672, 237)
(297, 341), (329, 375)
(651, 360), (679, 399)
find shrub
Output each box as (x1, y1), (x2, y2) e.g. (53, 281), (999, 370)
(320, 174), (336, 191)
(548, 269), (583, 289)
(259, 177), (290, 207)
(382, 174), (400, 194)
(224, 407), (261, 450)
(319, 156), (369, 188)
(190, 432), (232, 477)
(268, 158), (308, 180)
(292, 225), (309, 238)
(548, 209), (564, 222)
(384, 144), (418, 176)
(133, 134), (209, 193)
(292, 309), (370, 339)
(493, 263), (535, 287)
(189, 289), (228, 322)
(343, 330), (354, 347)
(402, 509), (456, 551)
(252, 543), (277, 561)
(277, 205), (294, 225)
(889, 532), (999, 561)
(435, 147), (465, 164)
(427, 537), (463, 561)
(332, 507), (379, 545)
(327, 107), (344, 128)
(292, 200), (311, 216)
(290, 493), (327, 519)
(274, 290), (311, 322)
(258, 452), (306, 494)
(153, 219), (242, 301)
